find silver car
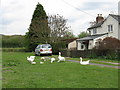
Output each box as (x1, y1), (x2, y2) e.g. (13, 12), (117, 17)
(35, 44), (52, 56)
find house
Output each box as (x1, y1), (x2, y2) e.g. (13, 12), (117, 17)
(68, 39), (77, 50)
(61, 38), (78, 50)
(77, 14), (120, 50)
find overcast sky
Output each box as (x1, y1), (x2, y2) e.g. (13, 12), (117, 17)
(0, 0), (119, 36)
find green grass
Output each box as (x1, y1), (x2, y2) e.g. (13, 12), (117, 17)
(2, 52), (118, 88)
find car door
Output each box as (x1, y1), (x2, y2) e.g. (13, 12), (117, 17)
(35, 45), (41, 54)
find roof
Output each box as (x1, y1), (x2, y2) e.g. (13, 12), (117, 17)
(61, 38), (78, 43)
(88, 21), (104, 29)
(77, 33), (107, 41)
(109, 14), (120, 23)
(88, 14), (120, 30)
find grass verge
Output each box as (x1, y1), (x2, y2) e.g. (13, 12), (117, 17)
(2, 52), (118, 88)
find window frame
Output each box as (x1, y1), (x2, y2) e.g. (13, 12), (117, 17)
(108, 25), (113, 32)
(93, 28), (97, 34)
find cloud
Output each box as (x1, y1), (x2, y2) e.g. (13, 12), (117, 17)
(80, 2), (112, 11)
(0, 0), (119, 36)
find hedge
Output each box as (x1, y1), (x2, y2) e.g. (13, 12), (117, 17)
(61, 49), (120, 60)
(1, 48), (27, 52)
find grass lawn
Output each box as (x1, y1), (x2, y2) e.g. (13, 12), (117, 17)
(2, 52), (118, 88)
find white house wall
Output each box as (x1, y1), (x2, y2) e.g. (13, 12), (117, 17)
(88, 40), (94, 49)
(77, 41), (85, 50)
(89, 15), (119, 40)
(90, 27), (102, 35)
(77, 42), (81, 50)
(88, 34), (108, 49)
(68, 40), (77, 50)
(101, 16), (119, 39)
(94, 34), (108, 45)
(119, 24), (120, 40)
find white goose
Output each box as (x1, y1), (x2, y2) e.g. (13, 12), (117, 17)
(58, 52), (65, 62)
(80, 57), (90, 65)
(31, 62), (36, 64)
(40, 62), (44, 64)
(51, 58), (55, 63)
(27, 56), (35, 62)
(41, 57), (46, 61)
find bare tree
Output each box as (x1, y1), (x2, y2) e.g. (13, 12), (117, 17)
(48, 14), (73, 43)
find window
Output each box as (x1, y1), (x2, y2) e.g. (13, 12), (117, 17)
(108, 25), (113, 32)
(81, 44), (84, 49)
(93, 28), (97, 34)
(89, 30), (91, 35)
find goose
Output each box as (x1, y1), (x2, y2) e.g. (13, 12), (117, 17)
(58, 52), (65, 62)
(31, 62), (36, 64)
(80, 57), (90, 65)
(30, 56), (35, 60)
(27, 56), (35, 62)
(51, 58), (55, 63)
(40, 62), (44, 64)
(41, 57), (46, 61)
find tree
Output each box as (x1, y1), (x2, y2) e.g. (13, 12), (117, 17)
(26, 3), (50, 51)
(94, 37), (120, 49)
(78, 31), (89, 38)
(48, 14), (73, 43)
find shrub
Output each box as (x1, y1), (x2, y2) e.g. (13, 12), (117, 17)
(94, 37), (120, 50)
(50, 42), (67, 54)
(2, 35), (25, 48)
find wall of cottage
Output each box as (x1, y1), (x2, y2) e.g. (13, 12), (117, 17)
(88, 40), (94, 49)
(89, 15), (119, 40)
(90, 27), (102, 35)
(100, 16), (119, 39)
(119, 24), (120, 40)
(77, 41), (85, 50)
(68, 40), (77, 50)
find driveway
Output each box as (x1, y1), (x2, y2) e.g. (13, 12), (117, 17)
(66, 60), (120, 69)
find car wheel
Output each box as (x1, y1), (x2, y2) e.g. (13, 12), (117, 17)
(35, 53), (38, 56)
(49, 54), (52, 56)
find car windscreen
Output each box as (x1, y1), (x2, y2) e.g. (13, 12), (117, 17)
(42, 45), (51, 48)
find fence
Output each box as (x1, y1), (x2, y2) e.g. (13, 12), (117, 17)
(61, 49), (120, 60)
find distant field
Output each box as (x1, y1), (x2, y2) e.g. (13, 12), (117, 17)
(2, 52), (118, 88)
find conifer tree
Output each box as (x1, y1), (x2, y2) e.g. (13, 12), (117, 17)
(26, 3), (50, 51)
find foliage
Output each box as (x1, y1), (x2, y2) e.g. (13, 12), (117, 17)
(2, 35), (25, 48)
(26, 3), (50, 51)
(2, 48), (26, 52)
(48, 14), (74, 43)
(78, 31), (89, 38)
(94, 37), (120, 49)
(61, 49), (120, 60)
(2, 52), (118, 88)
(50, 41), (67, 54)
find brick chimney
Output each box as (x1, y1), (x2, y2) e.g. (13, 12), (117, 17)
(96, 14), (104, 23)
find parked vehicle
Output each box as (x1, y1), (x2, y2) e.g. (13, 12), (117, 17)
(35, 44), (52, 56)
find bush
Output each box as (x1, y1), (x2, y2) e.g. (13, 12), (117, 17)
(87, 52), (97, 58)
(61, 49), (120, 60)
(2, 35), (25, 48)
(50, 42), (67, 54)
(94, 37), (120, 50)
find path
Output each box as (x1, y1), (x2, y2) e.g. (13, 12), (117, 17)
(66, 60), (120, 69)
(45, 57), (119, 69)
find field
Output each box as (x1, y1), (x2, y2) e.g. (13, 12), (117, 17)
(2, 52), (118, 88)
